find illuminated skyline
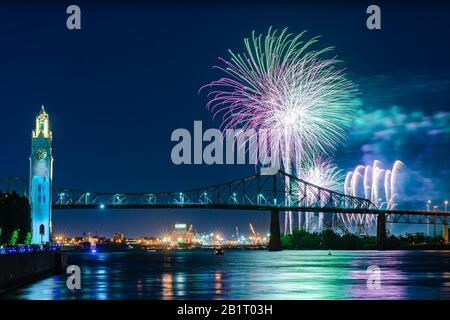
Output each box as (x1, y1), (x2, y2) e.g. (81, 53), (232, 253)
(1, 3), (449, 237)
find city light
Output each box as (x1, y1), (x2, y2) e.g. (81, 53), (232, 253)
(3, 4), (450, 303)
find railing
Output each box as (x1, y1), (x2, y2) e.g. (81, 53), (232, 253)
(0, 243), (59, 254)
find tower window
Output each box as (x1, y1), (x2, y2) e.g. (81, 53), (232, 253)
(40, 119), (45, 130)
(38, 185), (41, 192)
(38, 195), (41, 203)
(43, 195), (46, 203)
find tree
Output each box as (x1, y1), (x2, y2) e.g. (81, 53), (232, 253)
(9, 230), (19, 245)
(281, 228), (370, 250)
(0, 191), (31, 244)
(25, 232), (32, 245)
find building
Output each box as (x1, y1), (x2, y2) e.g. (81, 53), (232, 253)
(170, 223), (193, 245)
(113, 232), (125, 243)
(29, 106), (53, 244)
(136, 237), (161, 246)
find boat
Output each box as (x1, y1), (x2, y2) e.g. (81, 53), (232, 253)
(214, 247), (224, 255)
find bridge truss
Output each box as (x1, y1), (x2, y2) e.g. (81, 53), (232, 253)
(2, 171), (449, 225)
(51, 171), (373, 211)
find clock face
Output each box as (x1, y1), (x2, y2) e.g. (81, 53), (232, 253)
(35, 148), (47, 160)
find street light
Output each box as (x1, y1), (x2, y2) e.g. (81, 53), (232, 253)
(445, 200), (448, 212)
(427, 200), (432, 211)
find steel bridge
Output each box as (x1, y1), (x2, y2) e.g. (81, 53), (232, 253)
(2, 170), (450, 250)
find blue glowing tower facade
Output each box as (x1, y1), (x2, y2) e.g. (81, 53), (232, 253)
(29, 106), (53, 244)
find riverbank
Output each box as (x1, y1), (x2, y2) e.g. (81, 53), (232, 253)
(281, 229), (450, 250)
(0, 251), (67, 293)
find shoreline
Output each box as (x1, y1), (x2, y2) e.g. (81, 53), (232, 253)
(0, 251), (67, 293)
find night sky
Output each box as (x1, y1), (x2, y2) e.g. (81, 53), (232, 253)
(1, 1), (449, 238)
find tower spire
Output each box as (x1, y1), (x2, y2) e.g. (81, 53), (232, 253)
(32, 105), (52, 139)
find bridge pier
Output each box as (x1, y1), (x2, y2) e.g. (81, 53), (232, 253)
(376, 213), (386, 250)
(268, 209), (282, 251)
(434, 221), (437, 239)
(443, 223), (449, 243)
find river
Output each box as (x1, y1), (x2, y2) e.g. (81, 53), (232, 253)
(3, 250), (450, 299)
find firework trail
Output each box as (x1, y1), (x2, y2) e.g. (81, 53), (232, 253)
(345, 160), (405, 229)
(202, 28), (358, 233)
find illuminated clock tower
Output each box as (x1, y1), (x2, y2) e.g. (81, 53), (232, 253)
(29, 106), (53, 244)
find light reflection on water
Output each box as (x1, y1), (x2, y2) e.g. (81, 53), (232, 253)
(3, 250), (450, 300)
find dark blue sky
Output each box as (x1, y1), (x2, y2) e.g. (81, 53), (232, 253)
(1, 1), (449, 237)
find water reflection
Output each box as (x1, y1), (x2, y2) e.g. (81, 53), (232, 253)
(214, 272), (222, 296)
(162, 273), (173, 300)
(93, 268), (109, 300)
(3, 250), (450, 300)
(175, 272), (186, 297)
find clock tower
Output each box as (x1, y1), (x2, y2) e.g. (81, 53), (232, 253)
(29, 106), (53, 244)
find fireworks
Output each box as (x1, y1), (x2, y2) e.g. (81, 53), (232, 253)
(202, 28), (358, 234)
(298, 157), (343, 194)
(344, 160), (405, 228)
(345, 160), (404, 209)
(296, 157), (344, 231)
(202, 27), (358, 168)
